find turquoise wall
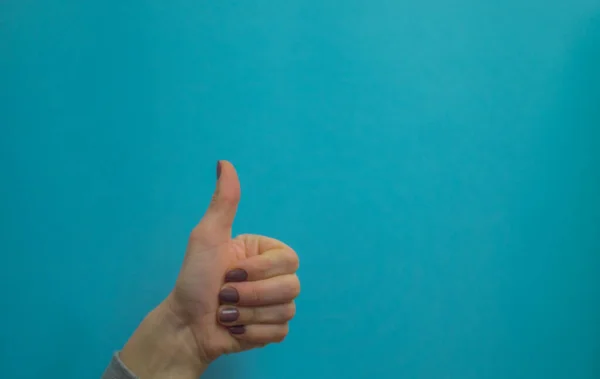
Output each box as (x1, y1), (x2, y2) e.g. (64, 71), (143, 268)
(1, 1), (599, 378)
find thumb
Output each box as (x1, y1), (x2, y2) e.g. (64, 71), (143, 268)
(194, 160), (241, 242)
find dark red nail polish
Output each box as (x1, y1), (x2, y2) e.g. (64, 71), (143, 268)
(219, 287), (239, 303)
(219, 307), (239, 323)
(216, 160), (222, 179)
(228, 325), (246, 335)
(225, 269), (248, 283)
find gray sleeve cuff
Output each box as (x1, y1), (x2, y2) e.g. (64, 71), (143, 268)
(101, 352), (138, 379)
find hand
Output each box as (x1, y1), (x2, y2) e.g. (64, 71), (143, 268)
(170, 160), (301, 361)
(120, 161), (300, 378)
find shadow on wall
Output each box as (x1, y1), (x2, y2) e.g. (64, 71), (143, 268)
(563, 14), (600, 229)
(558, 13), (600, 376)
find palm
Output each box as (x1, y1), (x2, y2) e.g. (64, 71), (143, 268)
(172, 239), (245, 360)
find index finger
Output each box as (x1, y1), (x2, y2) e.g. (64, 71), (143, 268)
(234, 234), (293, 256)
(225, 248), (300, 282)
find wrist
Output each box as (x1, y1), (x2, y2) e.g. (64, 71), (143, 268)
(120, 298), (208, 379)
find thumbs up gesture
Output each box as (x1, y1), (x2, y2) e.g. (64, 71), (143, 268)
(119, 161), (301, 378)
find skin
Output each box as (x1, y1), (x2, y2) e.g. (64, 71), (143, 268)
(119, 161), (301, 378)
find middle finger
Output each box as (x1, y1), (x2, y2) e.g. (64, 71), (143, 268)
(218, 274), (300, 307)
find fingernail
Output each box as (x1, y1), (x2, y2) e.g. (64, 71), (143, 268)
(219, 287), (239, 303)
(225, 268), (248, 282)
(228, 325), (246, 335)
(216, 160), (222, 180)
(219, 307), (239, 322)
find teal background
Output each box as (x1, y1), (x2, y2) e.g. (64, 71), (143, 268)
(1, 1), (600, 378)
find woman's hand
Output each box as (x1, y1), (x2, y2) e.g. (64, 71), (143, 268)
(119, 161), (300, 378)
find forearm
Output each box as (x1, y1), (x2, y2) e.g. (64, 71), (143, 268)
(103, 299), (207, 379)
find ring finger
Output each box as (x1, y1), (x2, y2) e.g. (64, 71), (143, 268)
(219, 274), (300, 307)
(217, 302), (296, 326)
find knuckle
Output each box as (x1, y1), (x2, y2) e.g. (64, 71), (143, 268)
(273, 333), (285, 343)
(254, 257), (271, 275)
(275, 326), (289, 343)
(219, 187), (240, 206)
(286, 276), (301, 298)
(248, 306), (259, 323)
(282, 303), (296, 321)
(220, 192), (237, 206)
(285, 250), (300, 272)
(233, 234), (251, 242)
(249, 285), (262, 304)
(210, 191), (219, 205)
